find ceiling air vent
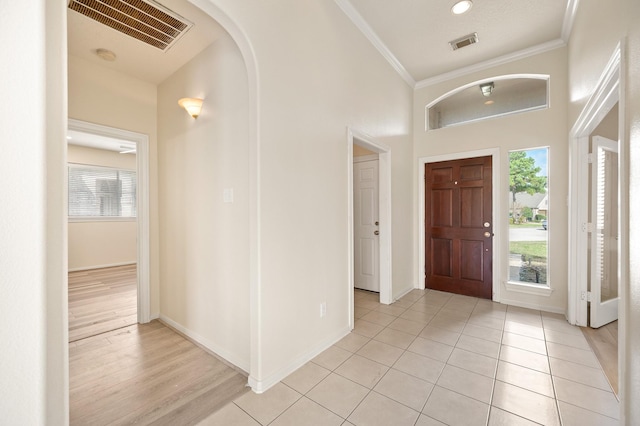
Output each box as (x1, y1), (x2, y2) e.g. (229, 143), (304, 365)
(68, 0), (192, 51)
(449, 32), (479, 51)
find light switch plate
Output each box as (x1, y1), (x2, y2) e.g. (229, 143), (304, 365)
(223, 188), (234, 203)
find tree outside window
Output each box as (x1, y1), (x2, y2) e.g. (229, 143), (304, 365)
(508, 148), (549, 285)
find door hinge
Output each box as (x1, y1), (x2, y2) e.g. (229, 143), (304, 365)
(587, 153), (594, 163)
(582, 222), (594, 233)
(581, 291), (592, 302)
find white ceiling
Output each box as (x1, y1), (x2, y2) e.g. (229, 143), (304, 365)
(336, 0), (573, 86)
(67, 0), (226, 84)
(67, 0), (574, 89)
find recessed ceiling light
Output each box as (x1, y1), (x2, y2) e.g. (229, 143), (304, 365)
(451, 0), (473, 15)
(96, 48), (116, 62)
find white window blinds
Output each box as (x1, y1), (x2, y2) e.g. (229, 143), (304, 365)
(68, 165), (136, 218)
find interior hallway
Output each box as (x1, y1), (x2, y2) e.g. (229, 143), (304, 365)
(200, 289), (619, 426)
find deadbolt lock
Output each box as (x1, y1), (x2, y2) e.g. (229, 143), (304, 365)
(484, 222), (491, 228)
(375, 221), (379, 226)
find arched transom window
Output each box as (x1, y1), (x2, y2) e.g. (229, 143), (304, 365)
(426, 75), (549, 130)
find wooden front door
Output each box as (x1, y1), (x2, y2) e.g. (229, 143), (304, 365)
(425, 156), (492, 299)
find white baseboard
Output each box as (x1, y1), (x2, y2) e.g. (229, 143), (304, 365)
(248, 326), (351, 394)
(499, 297), (566, 316)
(158, 314), (250, 374)
(68, 261), (136, 272)
(393, 285), (416, 302)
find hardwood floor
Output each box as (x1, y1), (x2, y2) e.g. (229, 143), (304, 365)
(581, 321), (618, 396)
(69, 265), (138, 342)
(69, 266), (249, 425)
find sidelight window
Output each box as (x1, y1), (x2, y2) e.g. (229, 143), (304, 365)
(508, 148), (549, 286)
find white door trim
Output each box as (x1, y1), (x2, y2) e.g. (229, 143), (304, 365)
(354, 154), (379, 163)
(67, 119), (151, 323)
(347, 128), (392, 329)
(567, 41), (625, 423)
(418, 148), (501, 301)
(568, 42), (623, 326)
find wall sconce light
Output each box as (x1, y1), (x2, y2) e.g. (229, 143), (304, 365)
(480, 82), (494, 97)
(178, 97), (204, 119)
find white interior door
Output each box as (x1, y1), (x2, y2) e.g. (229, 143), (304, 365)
(353, 159), (380, 292)
(590, 135), (619, 328)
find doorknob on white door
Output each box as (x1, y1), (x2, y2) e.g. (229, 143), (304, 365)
(374, 230), (380, 235)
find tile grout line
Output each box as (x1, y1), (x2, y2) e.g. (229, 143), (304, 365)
(485, 307), (507, 426)
(357, 289), (457, 424)
(542, 313), (566, 426)
(237, 291), (614, 426)
(352, 290), (435, 424)
(231, 401), (268, 426)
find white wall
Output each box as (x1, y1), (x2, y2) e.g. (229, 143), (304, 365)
(592, 104), (618, 141)
(199, 0), (414, 390)
(627, 2), (640, 420)
(0, 0), (68, 424)
(568, 0), (640, 422)
(157, 33), (251, 370)
(68, 145), (137, 270)
(413, 47), (569, 313)
(68, 55), (160, 316)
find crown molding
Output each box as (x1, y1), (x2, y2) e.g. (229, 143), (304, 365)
(414, 39), (566, 90)
(562, 0), (580, 42)
(335, 0), (574, 91)
(334, 0), (416, 88)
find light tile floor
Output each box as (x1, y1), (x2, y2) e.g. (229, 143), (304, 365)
(199, 289), (619, 426)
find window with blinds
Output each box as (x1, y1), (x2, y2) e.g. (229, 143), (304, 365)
(69, 165), (136, 218)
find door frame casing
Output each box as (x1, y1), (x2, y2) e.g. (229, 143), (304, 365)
(568, 42), (623, 327)
(347, 128), (393, 330)
(67, 119), (151, 323)
(418, 148), (501, 301)
(567, 40), (625, 422)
